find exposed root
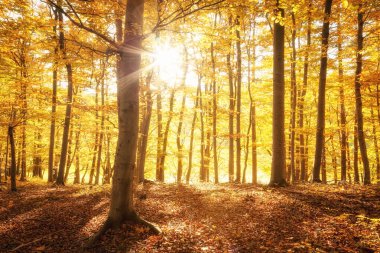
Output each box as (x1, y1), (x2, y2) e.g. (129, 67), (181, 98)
(84, 213), (161, 248)
(134, 215), (162, 235)
(84, 218), (112, 248)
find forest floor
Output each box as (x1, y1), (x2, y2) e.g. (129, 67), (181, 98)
(0, 180), (379, 253)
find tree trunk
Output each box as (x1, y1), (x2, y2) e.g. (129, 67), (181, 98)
(159, 89), (175, 182)
(95, 62), (106, 185)
(176, 49), (188, 184)
(9, 126), (17, 192)
(227, 42), (234, 183)
(269, 1), (286, 186)
(186, 83), (200, 184)
(137, 71), (153, 183)
(48, 10), (59, 183)
(211, 42), (219, 184)
(337, 6), (348, 183)
(312, 0), (332, 182)
(235, 16), (242, 183)
(56, 1), (73, 186)
(73, 126), (81, 184)
(290, 11), (297, 183)
(299, 1), (311, 182)
(156, 89), (163, 181)
(354, 120), (360, 183)
(90, 0), (158, 235)
(89, 81), (99, 184)
(199, 78), (206, 182)
(355, 4), (371, 185)
(64, 122), (74, 183)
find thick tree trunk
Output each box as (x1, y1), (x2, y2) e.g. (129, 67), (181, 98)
(312, 0), (332, 182)
(355, 4), (371, 185)
(95, 0), (160, 235)
(269, 1), (286, 186)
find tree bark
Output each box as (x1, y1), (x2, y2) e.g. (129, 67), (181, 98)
(299, 0), (311, 182)
(136, 71), (153, 183)
(211, 42), (219, 184)
(186, 82), (200, 184)
(56, 1), (73, 186)
(269, 1), (287, 186)
(235, 16), (242, 183)
(9, 126), (17, 192)
(355, 4), (371, 185)
(312, 0), (332, 182)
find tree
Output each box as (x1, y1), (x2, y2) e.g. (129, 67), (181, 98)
(56, 1), (74, 186)
(269, 0), (287, 186)
(312, 0), (333, 183)
(354, 3), (371, 185)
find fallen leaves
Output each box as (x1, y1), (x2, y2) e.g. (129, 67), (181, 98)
(0, 181), (379, 252)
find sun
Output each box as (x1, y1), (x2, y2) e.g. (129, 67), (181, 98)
(153, 44), (183, 86)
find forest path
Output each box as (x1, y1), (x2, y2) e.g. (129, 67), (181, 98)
(0, 181), (379, 252)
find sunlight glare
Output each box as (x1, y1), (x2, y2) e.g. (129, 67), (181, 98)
(154, 44), (183, 86)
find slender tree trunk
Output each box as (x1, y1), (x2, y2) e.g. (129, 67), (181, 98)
(159, 89), (175, 182)
(89, 82), (99, 184)
(95, 63), (106, 185)
(269, 1), (286, 186)
(64, 122), (74, 183)
(312, 0), (332, 182)
(235, 16), (242, 183)
(9, 126), (17, 192)
(354, 120), (360, 183)
(56, 1), (74, 186)
(299, 1), (311, 182)
(176, 49), (188, 184)
(369, 102), (379, 184)
(290, 11), (297, 183)
(4, 134), (9, 181)
(322, 144), (327, 184)
(48, 11), (59, 183)
(137, 71), (153, 183)
(19, 66), (27, 182)
(186, 83), (200, 184)
(355, 4), (371, 185)
(199, 79), (206, 182)
(156, 89), (163, 181)
(73, 126), (80, 184)
(337, 6), (348, 183)
(211, 42), (219, 184)
(227, 42), (234, 183)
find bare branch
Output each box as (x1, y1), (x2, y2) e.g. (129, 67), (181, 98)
(43, 0), (119, 49)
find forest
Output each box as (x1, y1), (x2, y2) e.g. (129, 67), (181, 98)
(0, 0), (380, 252)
